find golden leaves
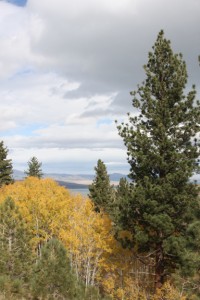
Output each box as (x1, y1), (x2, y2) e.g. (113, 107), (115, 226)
(0, 177), (184, 299)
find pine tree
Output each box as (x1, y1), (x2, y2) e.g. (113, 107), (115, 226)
(31, 238), (81, 299)
(24, 156), (43, 178)
(113, 178), (131, 233)
(0, 197), (32, 293)
(88, 159), (114, 212)
(116, 178), (130, 202)
(0, 141), (13, 187)
(117, 31), (200, 289)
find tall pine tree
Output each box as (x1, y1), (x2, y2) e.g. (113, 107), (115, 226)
(117, 31), (200, 289)
(89, 159), (114, 212)
(25, 156), (43, 179)
(0, 141), (13, 187)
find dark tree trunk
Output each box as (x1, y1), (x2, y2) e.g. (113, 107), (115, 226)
(154, 244), (165, 291)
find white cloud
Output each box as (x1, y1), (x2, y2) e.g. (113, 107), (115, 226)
(0, 0), (199, 174)
(0, 71), (82, 129)
(0, 69), (122, 155)
(3, 114), (122, 149)
(9, 147), (129, 174)
(0, 3), (43, 78)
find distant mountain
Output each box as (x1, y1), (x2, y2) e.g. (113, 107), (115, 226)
(109, 173), (128, 181)
(56, 180), (88, 189)
(13, 170), (129, 187)
(13, 169), (25, 180)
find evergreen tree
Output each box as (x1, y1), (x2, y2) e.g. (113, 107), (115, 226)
(116, 178), (130, 202)
(117, 31), (200, 289)
(88, 159), (114, 212)
(24, 156), (43, 178)
(113, 178), (131, 233)
(31, 238), (82, 300)
(0, 141), (13, 187)
(0, 197), (32, 294)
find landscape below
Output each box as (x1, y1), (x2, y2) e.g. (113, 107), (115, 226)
(13, 169), (127, 189)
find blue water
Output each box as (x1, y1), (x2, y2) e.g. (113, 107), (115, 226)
(70, 189), (89, 196)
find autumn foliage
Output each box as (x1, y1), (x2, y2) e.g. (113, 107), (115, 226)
(0, 177), (189, 299)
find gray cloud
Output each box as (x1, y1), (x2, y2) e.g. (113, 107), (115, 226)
(26, 0), (200, 117)
(1, 0), (200, 173)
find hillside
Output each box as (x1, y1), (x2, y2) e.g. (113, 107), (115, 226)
(13, 170), (128, 188)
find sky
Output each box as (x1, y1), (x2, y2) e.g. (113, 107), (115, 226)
(0, 0), (199, 174)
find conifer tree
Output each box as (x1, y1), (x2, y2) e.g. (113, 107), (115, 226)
(0, 198), (32, 290)
(31, 238), (81, 299)
(117, 31), (200, 289)
(116, 178), (130, 201)
(0, 141), (13, 187)
(89, 159), (114, 212)
(25, 156), (43, 178)
(113, 178), (131, 233)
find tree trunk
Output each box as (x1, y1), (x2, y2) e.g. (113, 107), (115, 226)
(154, 244), (165, 291)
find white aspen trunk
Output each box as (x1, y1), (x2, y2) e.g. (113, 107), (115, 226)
(91, 250), (102, 286)
(85, 256), (91, 287)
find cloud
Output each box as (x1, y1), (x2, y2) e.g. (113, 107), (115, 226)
(25, 0), (200, 112)
(26, 0), (139, 92)
(4, 121), (122, 149)
(0, 70), (123, 155)
(0, 71), (81, 129)
(0, 3), (46, 79)
(0, 0), (199, 173)
(9, 147), (129, 174)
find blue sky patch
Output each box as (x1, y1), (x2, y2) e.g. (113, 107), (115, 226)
(2, 124), (44, 137)
(6, 0), (27, 7)
(96, 118), (113, 128)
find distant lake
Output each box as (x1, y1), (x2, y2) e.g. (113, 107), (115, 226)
(70, 188), (89, 197)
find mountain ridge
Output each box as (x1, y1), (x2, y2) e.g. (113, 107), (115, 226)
(13, 169), (129, 188)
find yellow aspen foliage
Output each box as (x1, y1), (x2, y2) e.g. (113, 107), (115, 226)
(60, 195), (149, 299)
(59, 195), (115, 286)
(99, 243), (149, 300)
(0, 177), (72, 254)
(152, 282), (186, 300)
(0, 178), (119, 289)
(59, 194), (147, 299)
(0, 177), (149, 299)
